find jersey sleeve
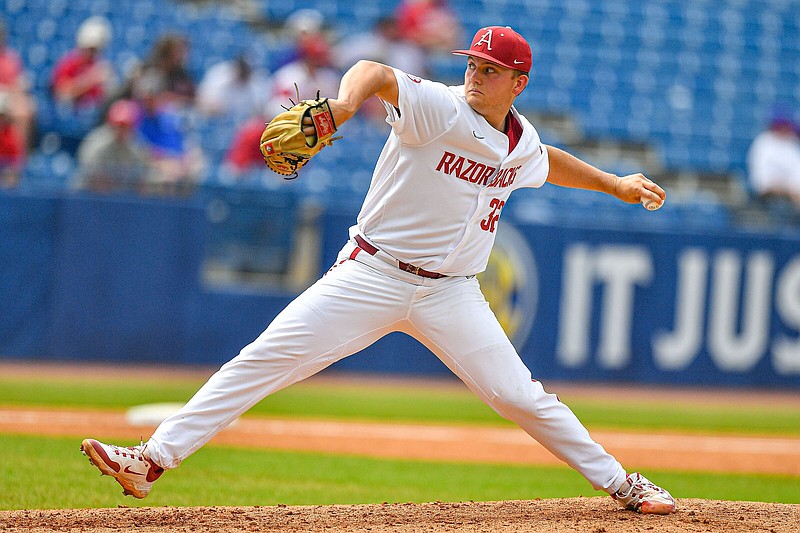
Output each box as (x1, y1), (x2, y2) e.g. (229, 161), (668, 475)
(381, 68), (459, 146)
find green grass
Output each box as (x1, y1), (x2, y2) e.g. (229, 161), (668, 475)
(563, 401), (800, 436)
(2, 371), (799, 510)
(2, 434), (798, 510)
(1, 373), (799, 436)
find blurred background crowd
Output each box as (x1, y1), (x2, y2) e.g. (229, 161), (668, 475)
(1, 0), (800, 232)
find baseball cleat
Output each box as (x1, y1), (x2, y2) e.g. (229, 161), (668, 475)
(612, 472), (676, 514)
(80, 438), (163, 499)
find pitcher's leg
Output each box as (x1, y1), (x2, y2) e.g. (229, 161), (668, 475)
(410, 277), (626, 492)
(148, 261), (408, 469)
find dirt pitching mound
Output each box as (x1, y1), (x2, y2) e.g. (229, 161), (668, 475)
(2, 498), (798, 532)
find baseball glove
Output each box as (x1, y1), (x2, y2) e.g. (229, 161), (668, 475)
(260, 94), (340, 178)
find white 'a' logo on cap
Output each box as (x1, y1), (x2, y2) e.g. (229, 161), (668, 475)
(475, 28), (493, 50)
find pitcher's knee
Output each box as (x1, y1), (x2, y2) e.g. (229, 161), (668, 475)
(489, 382), (545, 420)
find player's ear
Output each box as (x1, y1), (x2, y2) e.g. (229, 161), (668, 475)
(512, 73), (529, 96)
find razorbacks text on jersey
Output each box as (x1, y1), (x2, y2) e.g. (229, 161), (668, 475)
(351, 69), (549, 277)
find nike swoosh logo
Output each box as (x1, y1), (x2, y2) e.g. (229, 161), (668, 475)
(123, 466), (146, 476)
(473, 131), (485, 139)
(513, 60), (524, 64)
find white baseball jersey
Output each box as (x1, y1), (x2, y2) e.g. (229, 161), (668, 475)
(351, 69), (550, 277)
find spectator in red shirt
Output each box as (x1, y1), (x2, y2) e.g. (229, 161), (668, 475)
(221, 115), (267, 179)
(0, 21), (21, 88)
(0, 90), (24, 188)
(394, 0), (462, 54)
(50, 16), (114, 110)
(0, 19), (35, 152)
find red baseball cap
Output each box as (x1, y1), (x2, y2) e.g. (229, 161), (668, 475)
(452, 26), (532, 73)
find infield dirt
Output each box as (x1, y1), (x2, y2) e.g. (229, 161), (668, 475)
(2, 498), (799, 532)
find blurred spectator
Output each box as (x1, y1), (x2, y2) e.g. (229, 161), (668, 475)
(333, 15), (426, 122)
(746, 109), (800, 208)
(267, 33), (340, 117)
(49, 16), (116, 153)
(394, 0), (462, 54)
(334, 16), (426, 76)
(197, 54), (271, 122)
(0, 20), (35, 152)
(0, 90), (24, 188)
(50, 16), (115, 110)
(128, 34), (196, 109)
(75, 99), (150, 193)
(135, 74), (205, 195)
(271, 9), (325, 71)
(221, 115), (267, 178)
(0, 21), (21, 87)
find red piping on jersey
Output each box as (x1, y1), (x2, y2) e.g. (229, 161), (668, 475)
(506, 111), (523, 155)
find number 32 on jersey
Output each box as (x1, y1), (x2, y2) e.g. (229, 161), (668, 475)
(481, 198), (505, 233)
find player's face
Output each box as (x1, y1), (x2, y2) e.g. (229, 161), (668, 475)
(464, 57), (528, 128)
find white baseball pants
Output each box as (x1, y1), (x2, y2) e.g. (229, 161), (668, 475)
(147, 239), (627, 493)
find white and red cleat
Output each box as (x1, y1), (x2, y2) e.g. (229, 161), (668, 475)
(80, 438), (163, 498)
(612, 472), (676, 514)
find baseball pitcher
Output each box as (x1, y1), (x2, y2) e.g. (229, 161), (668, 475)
(81, 26), (673, 514)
